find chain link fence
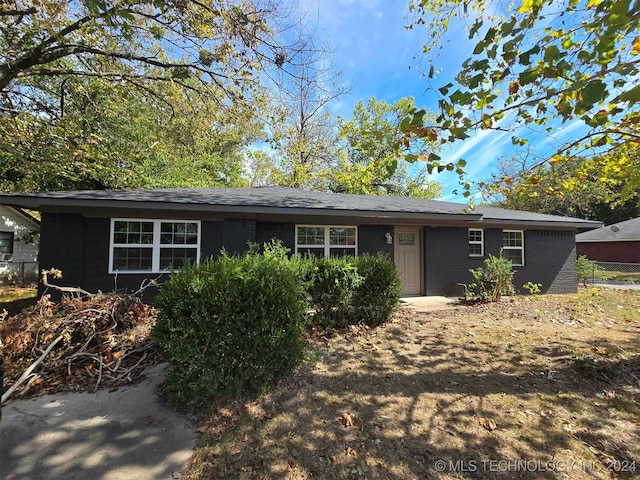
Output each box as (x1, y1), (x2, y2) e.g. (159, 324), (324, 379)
(590, 261), (640, 285)
(0, 261), (39, 286)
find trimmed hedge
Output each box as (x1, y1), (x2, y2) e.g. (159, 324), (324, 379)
(153, 252), (306, 411)
(351, 253), (402, 326)
(306, 256), (363, 328)
(153, 245), (401, 411)
(305, 253), (401, 328)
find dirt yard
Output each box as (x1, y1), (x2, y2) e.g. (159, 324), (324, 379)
(186, 288), (640, 479)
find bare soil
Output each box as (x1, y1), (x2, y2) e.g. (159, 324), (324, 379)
(186, 288), (640, 479)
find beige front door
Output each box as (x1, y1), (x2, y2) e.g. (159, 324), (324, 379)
(394, 226), (421, 295)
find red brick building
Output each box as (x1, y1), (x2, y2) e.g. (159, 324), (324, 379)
(576, 217), (640, 263)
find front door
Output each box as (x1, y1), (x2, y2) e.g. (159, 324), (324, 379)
(394, 226), (421, 295)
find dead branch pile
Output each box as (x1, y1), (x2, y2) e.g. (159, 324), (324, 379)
(1, 292), (158, 404)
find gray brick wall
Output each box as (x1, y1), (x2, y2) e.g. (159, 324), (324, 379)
(256, 222), (295, 251)
(221, 218), (256, 255)
(38, 213), (579, 301)
(424, 226), (483, 296)
(38, 213), (84, 298)
(516, 230), (576, 294)
(424, 227), (577, 296)
(359, 225), (394, 259)
(201, 220), (224, 259)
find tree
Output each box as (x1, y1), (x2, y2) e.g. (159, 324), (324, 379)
(1, 0), (302, 101)
(481, 152), (639, 223)
(328, 97), (443, 198)
(0, 0), (318, 191)
(402, 0), (640, 196)
(0, 74), (262, 191)
(260, 32), (346, 189)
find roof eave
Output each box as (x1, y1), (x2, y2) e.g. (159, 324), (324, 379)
(576, 238), (639, 242)
(473, 218), (603, 230)
(0, 196), (484, 221)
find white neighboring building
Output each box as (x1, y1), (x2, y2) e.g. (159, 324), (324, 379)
(0, 205), (40, 282)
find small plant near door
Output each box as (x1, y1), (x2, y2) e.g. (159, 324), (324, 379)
(467, 254), (515, 302)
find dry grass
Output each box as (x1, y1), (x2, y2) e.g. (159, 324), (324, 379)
(185, 288), (640, 479)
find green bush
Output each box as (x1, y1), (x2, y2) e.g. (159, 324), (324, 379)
(522, 281), (542, 295)
(468, 254), (515, 302)
(304, 253), (401, 328)
(153, 242), (402, 410)
(153, 251), (306, 411)
(306, 256), (363, 328)
(351, 253), (402, 326)
(576, 255), (603, 286)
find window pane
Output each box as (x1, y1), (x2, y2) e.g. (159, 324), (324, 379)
(160, 247), (197, 269)
(113, 247), (153, 271)
(140, 233), (153, 244)
(502, 248), (523, 265)
(503, 231), (522, 247)
(160, 222), (199, 245)
(297, 226), (325, 245)
(469, 244), (483, 256)
(297, 247), (325, 258)
(329, 247), (356, 258)
(0, 232), (13, 254)
(329, 227), (356, 246)
(186, 233), (198, 245)
(469, 230), (482, 242)
(398, 233), (415, 245)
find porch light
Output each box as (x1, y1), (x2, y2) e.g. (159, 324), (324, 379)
(385, 232), (393, 245)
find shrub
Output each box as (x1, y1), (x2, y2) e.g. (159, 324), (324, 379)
(522, 281), (542, 295)
(304, 254), (401, 328)
(468, 254), (515, 302)
(576, 255), (603, 286)
(153, 252), (306, 411)
(351, 253), (402, 326)
(306, 256), (362, 328)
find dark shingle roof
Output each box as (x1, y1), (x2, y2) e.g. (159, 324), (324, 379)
(576, 217), (640, 242)
(0, 186), (602, 228)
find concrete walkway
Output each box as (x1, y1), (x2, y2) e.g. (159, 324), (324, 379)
(400, 295), (463, 312)
(0, 364), (195, 480)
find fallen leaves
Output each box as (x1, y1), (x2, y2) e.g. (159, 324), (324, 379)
(341, 412), (354, 427)
(1, 292), (159, 401)
(479, 417), (497, 431)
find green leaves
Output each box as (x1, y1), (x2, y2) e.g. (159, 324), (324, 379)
(405, 0), (640, 193)
(581, 79), (607, 107)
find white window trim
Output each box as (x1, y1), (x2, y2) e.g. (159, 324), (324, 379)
(502, 229), (525, 266)
(468, 228), (484, 257)
(295, 225), (358, 257)
(109, 218), (201, 274)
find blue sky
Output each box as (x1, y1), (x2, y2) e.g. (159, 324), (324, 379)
(295, 0), (584, 200)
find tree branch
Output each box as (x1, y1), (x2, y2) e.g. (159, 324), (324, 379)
(0, 7), (38, 17)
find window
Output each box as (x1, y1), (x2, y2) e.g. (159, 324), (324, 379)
(0, 231), (13, 262)
(502, 230), (524, 266)
(110, 219), (200, 273)
(296, 225), (357, 258)
(398, 233), (415, 245)
(468, 229), (484, 257)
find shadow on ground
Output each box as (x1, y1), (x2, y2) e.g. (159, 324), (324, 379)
(0, 364), (195, 480)
(187, 303), (640, 480)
